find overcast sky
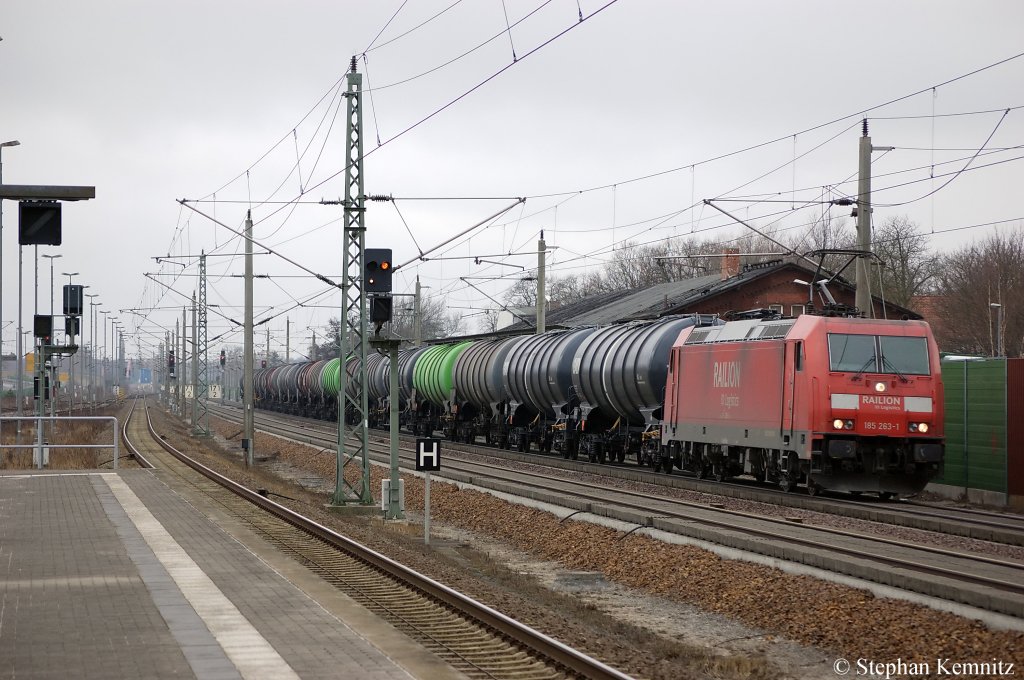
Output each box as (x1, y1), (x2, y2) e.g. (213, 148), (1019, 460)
(2, 1), (1023, 361)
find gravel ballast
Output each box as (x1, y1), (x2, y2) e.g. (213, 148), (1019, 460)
(163, 410), (1024, 678)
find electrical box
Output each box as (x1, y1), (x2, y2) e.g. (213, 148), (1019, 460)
(380, 479), (405, 512)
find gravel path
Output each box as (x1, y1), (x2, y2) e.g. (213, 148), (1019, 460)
(174, 411), (1024, 678)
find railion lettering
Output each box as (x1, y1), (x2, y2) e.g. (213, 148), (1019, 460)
(861, 395), (901, 407)
(713, 361), (741, 388)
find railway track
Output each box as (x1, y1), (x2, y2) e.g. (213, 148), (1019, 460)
(123, 398), (631, 680)
(211, 402), (1024, 547)
(206, 403), (1024, 620)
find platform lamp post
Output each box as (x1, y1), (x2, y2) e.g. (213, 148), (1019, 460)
(1, 139), (20, 436)
(990, 303), (1003, 358)
(62, 272), (78, 412)
(99, 310), (110, 400)
(84, 294), (98, 410)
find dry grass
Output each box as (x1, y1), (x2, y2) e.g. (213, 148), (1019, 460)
(1, 407), (122, 469)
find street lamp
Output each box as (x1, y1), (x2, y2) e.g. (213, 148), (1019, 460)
(41, 254), (62, 315)
(990, 303), (1003, 358)
(1, 139), (20, 427)
(100, 310), (110, 399)
(84, 294), (98, 409)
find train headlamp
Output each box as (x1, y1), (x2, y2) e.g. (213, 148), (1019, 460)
(874, 382), (886, 393)
(909, 422), (930, 434)
(833, 419), (854, 430)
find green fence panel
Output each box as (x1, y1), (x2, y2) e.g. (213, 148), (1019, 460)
(937, 358), (1006, 493)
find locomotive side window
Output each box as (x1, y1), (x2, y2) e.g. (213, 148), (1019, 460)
(828, 334), (930, 375)
(828, 334), (876, 372)
(879, 336), (930, 375)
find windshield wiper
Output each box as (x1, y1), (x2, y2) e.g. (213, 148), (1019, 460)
(851, 354), (877, 381)
(880, 355), (909, 383)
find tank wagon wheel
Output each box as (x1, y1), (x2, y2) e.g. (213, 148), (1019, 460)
(696, 461), (709, 480)
(616, 449), (625, 464)
(878, 491), (897, 501)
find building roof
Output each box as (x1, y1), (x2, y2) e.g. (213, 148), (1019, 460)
(500, 259), (920, 332)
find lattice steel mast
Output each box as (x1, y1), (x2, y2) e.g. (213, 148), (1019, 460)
(332, 57), (372, 506)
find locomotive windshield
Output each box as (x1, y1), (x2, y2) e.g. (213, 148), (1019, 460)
(827, 334), (930, 375)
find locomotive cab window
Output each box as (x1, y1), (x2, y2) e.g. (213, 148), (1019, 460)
(879, 336), (930, 375)
(828, 334), (930, 375)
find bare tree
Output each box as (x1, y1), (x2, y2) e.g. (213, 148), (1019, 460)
(785, 213), (856, 276)
(601, 241), (672, 290)
(872, 216), (939, 308)
(932, 230), (1024, 356)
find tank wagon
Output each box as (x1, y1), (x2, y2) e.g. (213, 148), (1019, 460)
(660, 315), (944, 497)
(247, 311), (944, 497)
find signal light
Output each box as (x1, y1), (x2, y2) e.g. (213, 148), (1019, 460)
(33, 315), (53, 344)
(261, 359), (267, 369)
(168, 350), (176, 377)
(219, 349), (226, 368)
(365, 248), (393, 293)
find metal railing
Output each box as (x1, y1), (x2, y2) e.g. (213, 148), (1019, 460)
(0, 416), (120, 469)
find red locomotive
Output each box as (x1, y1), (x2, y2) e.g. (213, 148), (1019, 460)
(661, 315), (944, 497)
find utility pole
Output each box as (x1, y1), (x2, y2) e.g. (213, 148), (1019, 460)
(190, 293), (197, 429)
(332, 57), (372, 506)
(854, 119), (893, 317)
(195, 252), (209, 435)
(413, 277), (423, 347)
(536, 232), (546, 334)
(172, 321), (178, 412)
(285, 318), (290, 365)
(265, 326), (270, 368)
(243, 210), (255, 466)
(180, 307), (186, 417)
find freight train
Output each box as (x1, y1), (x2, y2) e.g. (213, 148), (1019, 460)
(250, 313), (944, 498)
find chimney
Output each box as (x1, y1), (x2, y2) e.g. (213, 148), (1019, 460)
(721, 248), (741, 280)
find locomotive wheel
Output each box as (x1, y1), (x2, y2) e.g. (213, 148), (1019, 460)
(661, 458), (673, 475)
(696, 462), (709, 480)
(713, 465), (726, 483)
(806, 481), (820, 497)
(779, 474), (797, 493)
(616, 450), (625, 464)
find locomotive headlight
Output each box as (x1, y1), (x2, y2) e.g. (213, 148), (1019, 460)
(917, 422), (929, 434)
(833, 418), (844, 430)
(874, 382), (886, 393)
(844, 419), (854, 430)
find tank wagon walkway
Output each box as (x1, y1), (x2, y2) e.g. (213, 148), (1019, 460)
(0, 469), (464, 680)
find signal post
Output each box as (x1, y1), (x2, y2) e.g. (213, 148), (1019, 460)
(365, 249), (404, 520)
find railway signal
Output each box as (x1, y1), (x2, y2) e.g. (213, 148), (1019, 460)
(33, 315), (53, 344)
(364, 248), (393, 293)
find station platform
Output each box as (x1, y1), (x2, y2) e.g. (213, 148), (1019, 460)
(0, 469), (466, 680)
